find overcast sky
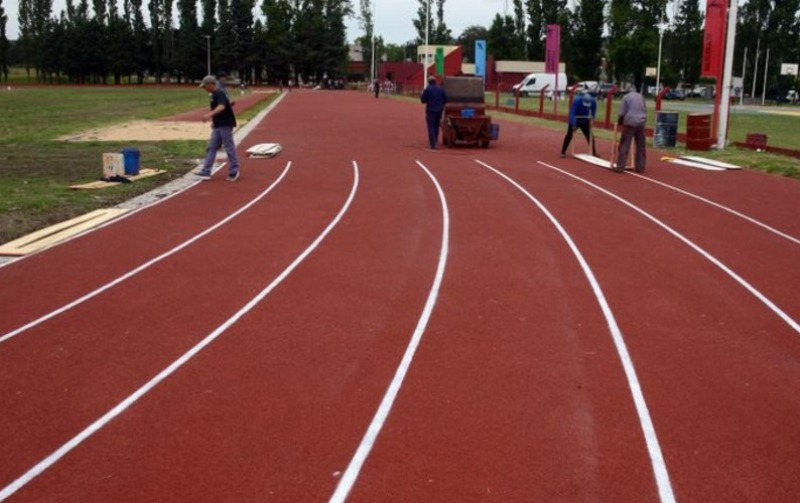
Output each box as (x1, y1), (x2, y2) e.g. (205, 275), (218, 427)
(3, 0), (510, 44)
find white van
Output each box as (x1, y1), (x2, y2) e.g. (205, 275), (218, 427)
(511, 72), (568, 98)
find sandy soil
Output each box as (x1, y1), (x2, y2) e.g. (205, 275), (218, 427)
(59, 120), (213, 142)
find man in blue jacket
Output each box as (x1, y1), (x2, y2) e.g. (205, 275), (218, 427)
(560, 90), (597, 157)
(420, 76), (448, 150)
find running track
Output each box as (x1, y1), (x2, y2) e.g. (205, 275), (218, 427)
(1, 90), (799, 502)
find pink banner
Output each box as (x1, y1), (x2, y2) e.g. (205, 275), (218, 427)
(545, 24), (561, 74)
(701, 0), (727, 78)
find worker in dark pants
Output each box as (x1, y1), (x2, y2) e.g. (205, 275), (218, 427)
(561, 90), (597, 157)
(615, 87), (647, 173)
(420, 76), (447, 150)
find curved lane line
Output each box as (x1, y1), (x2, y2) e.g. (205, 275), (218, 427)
(476, 159), (676, 503)
(0, 93), (287, 271)
(0, 161), (359, 502)
(538, 160), (800, 335)
(0, 161), (293, 346)
(329, 160), (449, 503)
(627, 172), (800, 245)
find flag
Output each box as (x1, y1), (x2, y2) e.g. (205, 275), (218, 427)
(701, 0), (728, 78)
(475, 40), (486, 78)
(545, 25), (561, 74)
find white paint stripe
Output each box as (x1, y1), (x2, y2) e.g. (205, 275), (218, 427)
(0, 92), (286, 271)
(476, 159), (676, 503)
(628, 172), (800, 246)
(0, 162), (294, 346)
(539, 160), (800, 335)
(329, 160), (449, 503)
(0, 161), (358, 502)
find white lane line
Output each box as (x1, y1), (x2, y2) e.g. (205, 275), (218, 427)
(329, 160), (449, 503)
(476, 159), (676, 503)
(539, 160), (800, 335)
(0, 92), (287, 271)
(0, 162), (293, 346)
(627, 172), (800, 245)
(0, 161), (359, 502)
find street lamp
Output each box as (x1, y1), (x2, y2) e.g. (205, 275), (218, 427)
(423, 0), (430, 84)
(204, 35), (211, 76)
(656, 23), (664, 95)
(370, 1), (376, 84)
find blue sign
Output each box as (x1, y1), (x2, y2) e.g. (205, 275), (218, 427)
(475, 40), (486, 78)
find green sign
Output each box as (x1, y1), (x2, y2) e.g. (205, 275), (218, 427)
(435, 47), (444, 75)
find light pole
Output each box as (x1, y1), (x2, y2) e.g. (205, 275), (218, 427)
(423, 0), (430, 84)
(204, 35), (211, 76)
(656, 22), (664, 95)
(370, 1), (376, 84)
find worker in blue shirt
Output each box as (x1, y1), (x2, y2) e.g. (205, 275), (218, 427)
(420, 76), (448, 150)
(560, 90), (597, 157)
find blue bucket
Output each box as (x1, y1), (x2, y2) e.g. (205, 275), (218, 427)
(122, 148), (140, 176)
(461, 108), (475, 118)
(490, 123), (500, 140)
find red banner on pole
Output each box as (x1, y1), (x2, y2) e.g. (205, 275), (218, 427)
(701, 0), (728, 78)
(545, 25), (561, 74)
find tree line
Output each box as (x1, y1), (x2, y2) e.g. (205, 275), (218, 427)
(1, 0), (798, 95)
(0, 0), (352, 85)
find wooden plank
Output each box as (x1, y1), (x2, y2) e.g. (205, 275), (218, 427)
(574, 154), (634, 171)
(681, 155), (743, 170)
(69, 168), (166, 190)
(0, 209), (128, 256)
(660, 156), (727, 171)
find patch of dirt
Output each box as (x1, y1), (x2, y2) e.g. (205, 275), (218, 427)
(59, 120), (211, 142)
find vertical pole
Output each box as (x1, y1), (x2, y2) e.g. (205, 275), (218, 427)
(751, 38), (760, 99)
(717, 0), (738, 149)
(761, 48), (769, 106)
(423, 0), (430, 85)
(656, 24), (664, 95)
(740, 46), (747, 106)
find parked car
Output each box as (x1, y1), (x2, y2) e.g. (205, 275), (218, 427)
(596, 82), (620, 99)
(574, 80), (600, 96)
(688, 85), (714, 98)
(663, 89), (685, 100)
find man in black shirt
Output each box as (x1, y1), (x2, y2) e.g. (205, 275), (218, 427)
(196, 75), (241, 181)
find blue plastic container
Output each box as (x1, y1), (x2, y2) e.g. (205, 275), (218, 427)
(461, 108), (475, 118)
(122, 148), (140, 176)
(490, 123), (500, 140)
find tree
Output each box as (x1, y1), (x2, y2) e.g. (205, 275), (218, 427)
(566, 0), (605, 81)
(358, 0), (374, 79)
(525, 0), (544, 60)
(457, 25), (489, 63)
(607, 0), (665, 90)
(413, 0), (434, 45)
(432, 0), (452, 44)
(671, 0), (701, 86)
(176, 0), (204, 82)
(0, 0), (9, 81)
(487, 14), (526, 61)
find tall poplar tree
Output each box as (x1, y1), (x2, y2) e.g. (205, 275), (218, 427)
(0, 0), (8, 81)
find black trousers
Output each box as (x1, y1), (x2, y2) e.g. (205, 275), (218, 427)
(561, 118), (596, 155)
(426, 111), (443, 148)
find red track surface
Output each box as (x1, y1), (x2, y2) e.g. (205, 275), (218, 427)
(1, 90), (798, 503)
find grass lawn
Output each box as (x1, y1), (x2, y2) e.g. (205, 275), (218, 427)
(0, 86), (278, 245)
(481, 91), (800, 179)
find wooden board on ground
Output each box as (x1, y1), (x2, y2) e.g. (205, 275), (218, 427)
(69, 168), (166, 190)
(246, 143), (282, 158)
(0, 208), (128, 256)
(574, 154), (634, 171)
(661, 156), (727, 171)
(681, 155), (743, 170)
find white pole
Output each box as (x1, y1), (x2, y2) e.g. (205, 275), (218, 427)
(423, 0), (430, 85)
(761, 48), (770, 106)
(751, 38), (760, 99)
(717, 0), (738, 148)
(656, 26), (664, 95)
(370, 1), (376, 84)
(740, 46), (747, 106)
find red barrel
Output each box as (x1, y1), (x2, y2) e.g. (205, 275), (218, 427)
(686, 113), (713, 151)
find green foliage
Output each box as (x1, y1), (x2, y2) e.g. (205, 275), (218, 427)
(488, 14), (526, 61)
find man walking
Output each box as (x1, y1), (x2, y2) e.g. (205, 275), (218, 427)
(420, 76), (447, 150)
(561, 90), (597, 157)
(196, 75), (240, 181)
(615, 87), (647, 173)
